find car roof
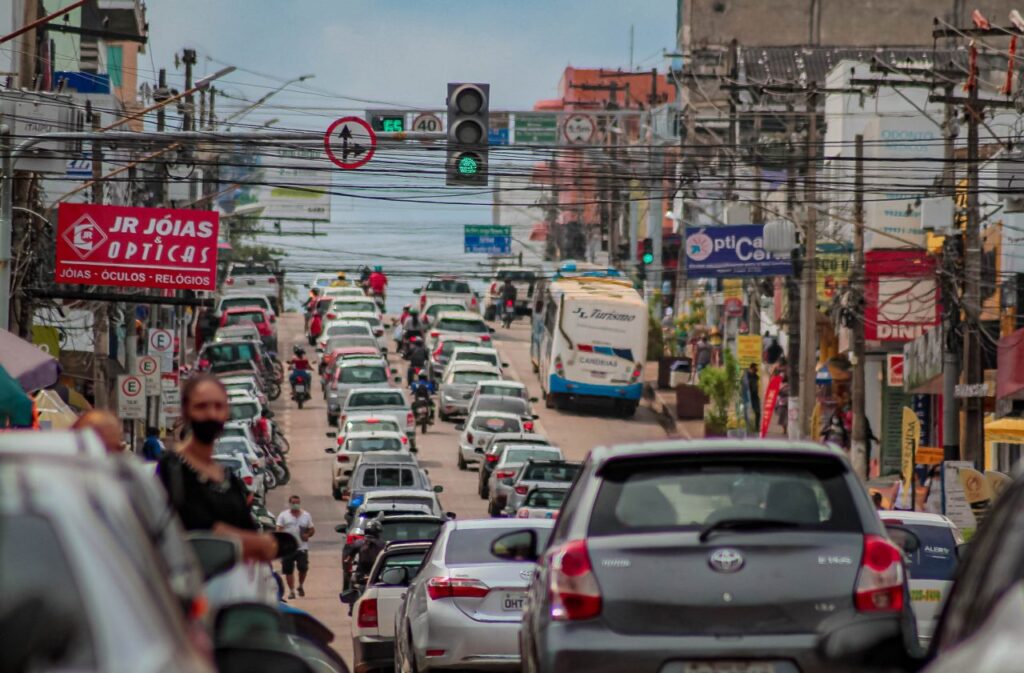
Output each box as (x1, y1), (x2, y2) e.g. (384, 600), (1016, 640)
(328, 346), (379, 356)
(382, 541), (434, 553)
(502, 445), (561, 457)
(448, 362), (501, 373)
(220, 291), (269, 300)
(334, 311), (379, 320)
(452, 347), (497, 356)
(589, 439), (848, 470)
(345, 414), (400, 423)
(224, 306), (267, 314)
(366, 488), (437, 500)
(439, 334), (483, 342)
(490, 432), (548, 442)
(355, 452), (417, 464)
(448, 517), (555, 531)
(469, 410), (525, 421)
(346, 387), (406, 397)
(379, 514), (444, 523)
(220, 375), (259, 384)
(345, 430), (405, 440)
(338, 358), (388, 367)
(435, 311), (483, 320)
(879, 511), (959, 527)
(476, 380), (526, 390)
(324, 319), (373, 327)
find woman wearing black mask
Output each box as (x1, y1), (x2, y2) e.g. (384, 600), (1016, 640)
(157, 373), (278, 561)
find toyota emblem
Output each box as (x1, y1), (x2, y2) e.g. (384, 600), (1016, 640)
(519, 569), (534, 580)
(708, 548), (745, 573)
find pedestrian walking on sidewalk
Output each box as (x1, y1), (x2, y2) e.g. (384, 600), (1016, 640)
(277, 494), (315, 599)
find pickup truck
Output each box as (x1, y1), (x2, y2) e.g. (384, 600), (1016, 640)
(484, 266), (537, 320)
(339, 387), (416, 448)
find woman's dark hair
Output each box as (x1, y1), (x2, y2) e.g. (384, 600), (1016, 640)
(180, 373), (227, 420)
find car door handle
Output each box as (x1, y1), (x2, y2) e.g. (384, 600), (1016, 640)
(400, 592), (406, 599)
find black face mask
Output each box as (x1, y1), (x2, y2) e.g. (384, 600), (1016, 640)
(189, 418), (224, 444)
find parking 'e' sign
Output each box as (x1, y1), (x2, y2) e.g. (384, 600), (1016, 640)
(118, 375), (145, 420)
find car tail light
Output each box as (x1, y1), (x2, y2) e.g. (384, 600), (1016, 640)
(486, 453), (499, 463)
(490, 282), (497, 295)
(433, 347), (442, 358)
(336, 454), (349, 463)
(430, 331), (439, 338)
(523, 421), (534, 432)
(268, 277), (276, 284)
(854, 535), (905, 613)
(327, 312), (336, 320)
(480, 334), (491, 342)
(467, 432), (474, 444)
(496, 470), (516, 479)
(407, 412), (415, 426)
(471, 296), (478, 306)
(549, 539), (602, 621)
(629, 362), (643, 384)
(515, 485), (528, 495)
(357, 598), (378, 628)
(420, 295), (427, 308)
(337, 435), (346, 445)
(554, 356), (565, 377)
(226, 278), (234, 285)
(517, 508), (530, 518)
(426, 577), (489, 600)
(425, 650), (445, 658)
(401, 435), (408, 444)
(243, 476), (254, 485)
(346, 533), (364, 545)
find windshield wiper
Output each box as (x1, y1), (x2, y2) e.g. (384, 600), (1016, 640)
(698, 518), (800, 542)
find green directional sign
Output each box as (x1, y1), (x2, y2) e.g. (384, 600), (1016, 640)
(514, 113), (558, 144)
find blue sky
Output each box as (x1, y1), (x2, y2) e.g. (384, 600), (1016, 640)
(145, 0), (677, 128)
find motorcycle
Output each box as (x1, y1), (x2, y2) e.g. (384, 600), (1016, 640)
(399, 329), (423, 359)
(501, 299), (515, 328)
(371, 291), (386, 313)
(413, 398), (433, 434)
(290, 368), (312, 409)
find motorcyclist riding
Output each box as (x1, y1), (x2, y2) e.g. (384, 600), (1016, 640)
(406, 336), (428, 385)
(411, 372), (436, 420)
(368, 265), (388, 304)
(288, 346), (313, 390)
(344, 518), (387, 612)
(500, 278), (518, 305)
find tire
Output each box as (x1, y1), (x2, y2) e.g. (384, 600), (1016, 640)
(479, 473), (490, 499)
(545, 392), (557, 409)
(622, 400), (639, 418)
(457, 451), (467, 471)
(275, 434), (290, 455)
(488, 498), (502, 517)
(277, 465), (291, 487)
(439, 411), (449, 422)
(264, 470), (277, 490)
(272, 360), (284, 380)
(332, 484), (342, 500)
(484, 305), (496, 321)
(267, 380), (281, 401)
(296, 395), (304, 409)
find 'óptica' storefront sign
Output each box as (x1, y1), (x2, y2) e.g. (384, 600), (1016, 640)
(56, 203), (219, 291)
(684, 225), (792, 279)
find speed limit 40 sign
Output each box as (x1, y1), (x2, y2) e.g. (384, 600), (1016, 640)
(117, 375), (145, 420)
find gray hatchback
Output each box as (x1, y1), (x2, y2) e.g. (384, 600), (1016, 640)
(492, 439), (916, 673)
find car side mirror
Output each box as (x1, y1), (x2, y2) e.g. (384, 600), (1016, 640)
(956, 542), (970, 560)
(324, 446), (337, 454)
(339, 588), (360, 605)
(491, 529), (539, 563)
(413, 288), (421, 294)
(394, 376), (402, 383)
(325, 431), (337, 438)
(454, 423), (465, 431)
(215, 646), (316, 673)
(446, 511), (457, 519)
(334, 524), (347, 534)
(489, 327), (496, 333)
(410, 446), (419, 453)
(529, 397), (539, 403)
(532, 414), (540, 420)
(269, 315), (276, 323)
(379, 566), (410, 586)
(475, 447), (484, 454)
(502, 362), (509, 368)
(433, 485), (444, 493)
(188, 533), (241, 581)
(343, 469), (353, 476)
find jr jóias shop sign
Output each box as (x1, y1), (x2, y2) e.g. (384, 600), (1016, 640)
(56, 203), (219, 291)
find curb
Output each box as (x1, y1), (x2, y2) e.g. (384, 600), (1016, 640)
(642, 382), (689, 439)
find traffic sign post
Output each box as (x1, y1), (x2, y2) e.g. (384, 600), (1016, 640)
(324, 116), (377, 170)
(148, 328), (174, 372)
(563, 114), (596, 144)
(136, 355), (160, 395)
(118, 375), (146, 420)
(465, 225), (512, 254)
(411, 112), (443, 133)
(159, 373), (180, 429)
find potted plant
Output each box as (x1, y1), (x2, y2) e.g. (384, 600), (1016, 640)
(698, 350), (741, 438)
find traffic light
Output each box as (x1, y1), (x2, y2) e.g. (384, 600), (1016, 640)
(446, 83), (489, 186)
(641, 238), (655, 266)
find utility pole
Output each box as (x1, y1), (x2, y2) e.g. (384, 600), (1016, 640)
(961, 73), (984, 465)
(91, 111), (109, 409)
(941, 83), (960, 462)
(850, 134), (867, 479)
(786, 164), (801, 440)
(799, 91), (819, 439)
(0, 126), (11, 331)
(182, 49), (197, 131)
(647, 144), (664, 306)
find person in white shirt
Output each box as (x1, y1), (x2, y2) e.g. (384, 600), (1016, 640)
(276, 495), (315, 599)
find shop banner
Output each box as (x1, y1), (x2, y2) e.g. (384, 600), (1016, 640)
(760, 375), (783, 438)
(864, 250), (939, 342)
(736, 335), (761, 370)
(684, 225), (792, 278)
(900, 407), (919, 510)
(942, 461), (978, 538)
(816, 244), (851, 309)
(56, 203), (219, 291)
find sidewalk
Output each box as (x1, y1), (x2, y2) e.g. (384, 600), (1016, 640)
(641, 361), (789, 440)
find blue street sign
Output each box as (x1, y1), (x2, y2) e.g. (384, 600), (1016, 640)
(488, 128), (510, 145)
(464, 225), (511, 254)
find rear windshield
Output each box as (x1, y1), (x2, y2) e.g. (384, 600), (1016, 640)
(215, 457), (244, 472)
(522, 463), (580, 483)
(479, 384), (525, 398)
(347, 437), (404, 452)
(328, 336), (378, 351)
(526, 489), (568, 508)
(437, 318), (487, 333)
(453, 370), (499, 384)
(496, 270), (536, 281)
(446, 527), (553, 564)
(456, 352), (499, 366)
(506, 448), (561, 464)
(427, 304), (464, 317)
(333, 301), (377, 313)
(426, 280), (471, 294)
(340, 366), (388, 384)
(886, 523), (958, 581)
(1, 514), (95, 667)
(214, 439), (251, 456)
(230, 263), (273, 276)
(477, 398), (528, 415)
(205, 342), (258, 363)
(374, 550), (428, 581)
(347, 419), (400, 433)
(221, 296), (268, 311)
(348, 392), (405, 407)
(589, 458), (860, 537)
(360, 467), (417, 488)
(441, 339), (481, 356)
(225, 311), (264, 325)
(368, 496), (433, 509)
(327, 325), (370, 337)
(382, 522), (442, 543)
(472, 415), (522, 433)
(229, 402), (260, 421)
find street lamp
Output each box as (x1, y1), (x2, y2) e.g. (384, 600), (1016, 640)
(102, 66), (237, 132)
(224, 74), (316, 129)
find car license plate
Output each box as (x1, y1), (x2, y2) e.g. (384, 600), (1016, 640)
(246, 279), (255, 285)
(501, 593), (525, 612)
(295, 384), (306, 393)
(591, 371), (607, 379)
(677, 663), (777, 673)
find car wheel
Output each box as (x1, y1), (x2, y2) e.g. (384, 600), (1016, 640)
(327, 414), (337, 426)
(332, 485), (342, 500)
(484, 305), (496, 321)
(439, 411), (449, 422)
(457, 451), (467, 470)
(488, 499), (502, 517)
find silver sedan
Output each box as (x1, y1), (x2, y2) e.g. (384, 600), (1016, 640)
(394, 518), (554, 673)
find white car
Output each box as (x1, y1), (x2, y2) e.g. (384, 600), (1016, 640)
(879, 510), (962, 644)
(456, 411), (526, 470)
(331, 414), (409, 449)
(438, 362), (504, 421)
(318, 320), (376, 353)
(328, 430), (409, 494)
(426, 310), (493, 353)
(213, 453), (266, 502)
(333, 311), (388, 351)
(441, 346), (505, 381)
(322, 285), (366, 299)
(328, 297), (382, 320)
(220, 374), (267, 408)
(224, 261), (279, 311)
(216, 292), (276, 317)
(347, 540), (433, 673)
(417, 276), (479, 313)
(227, 392), (263, 426)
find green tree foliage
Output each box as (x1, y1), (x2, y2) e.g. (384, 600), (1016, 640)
(698, 349), (741, 435)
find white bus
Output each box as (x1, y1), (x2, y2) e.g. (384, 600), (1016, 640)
(530, 271), (648, 416)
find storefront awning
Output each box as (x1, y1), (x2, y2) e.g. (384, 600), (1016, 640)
(984, 416), (1024, 443)
(0, 329), (59, 392)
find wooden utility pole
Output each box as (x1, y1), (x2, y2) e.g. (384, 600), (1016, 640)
(961, 75), (984, 465)
(91, 112), (109, 409)
(850, 134), (867, 478)
(799, 91), (819, 439)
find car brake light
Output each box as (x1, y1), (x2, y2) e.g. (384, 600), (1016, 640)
(523, 421), (534, 432)
(226, 278), (234, 285)
(268, 277), (276, 284)
(486, 453), (499, 463)
(471, 296), (478, 306)
(337, 435), (346, 445)
(854, 535), (905, 613)
(629, 362), (643, 384)
(243, 476), (254, 485)
(480, 334), (491, 342)
(517, 508), (530, 518)
(433, 347), (442, 358)
(554, 356), (565, 376)
(515, 485), (528, 495)
(467, 432), (474, 444)
(495, 470), (516, 479)
(407, 412), (415, 425)
(490, 282), (497, 295)
(401, 435), (408, 444)
(357, 598), (378, 628)
(327, 312), (336, 320)
(337, 454), (349, 463)
(549, 539), (602, 621)
(346, 533), (364, 545)
(426, 577), (489, 600)
(430, 331), (439, 338)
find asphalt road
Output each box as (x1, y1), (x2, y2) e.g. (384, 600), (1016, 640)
(266, 311), (668, 665)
